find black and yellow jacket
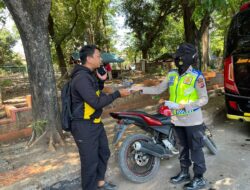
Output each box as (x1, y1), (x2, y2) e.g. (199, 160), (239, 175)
(70, 64), (120, 123)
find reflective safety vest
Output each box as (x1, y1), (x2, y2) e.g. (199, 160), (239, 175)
(167, 69), (201, 115)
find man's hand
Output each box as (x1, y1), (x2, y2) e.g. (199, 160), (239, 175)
(130, 85), (143, 92)
(157, 99), (165, 110)
(119, 89), (131, 97)
(158, 98), (165, 104)
(96, 70), (107, 81)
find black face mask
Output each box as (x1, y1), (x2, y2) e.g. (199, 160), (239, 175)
(174, 42), (197, 75)
(174, 56), (191, 75)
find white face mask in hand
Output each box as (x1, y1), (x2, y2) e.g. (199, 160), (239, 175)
(164, 101), (179, 109)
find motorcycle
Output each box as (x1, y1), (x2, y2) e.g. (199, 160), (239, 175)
(110, 106), (217, 183)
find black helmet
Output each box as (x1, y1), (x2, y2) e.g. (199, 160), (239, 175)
(175, 43), (197, 60)
(174, 43), (197, 75)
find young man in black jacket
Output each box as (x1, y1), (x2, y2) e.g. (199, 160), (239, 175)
(70, 45), (130, 190)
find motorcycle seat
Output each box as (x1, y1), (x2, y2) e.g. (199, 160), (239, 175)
(152, 114), (172, 125)
(117, 111), (173, 126)
(131, 111), (172, 125)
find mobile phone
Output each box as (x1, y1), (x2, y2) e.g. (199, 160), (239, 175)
(97, 66), (107, 76)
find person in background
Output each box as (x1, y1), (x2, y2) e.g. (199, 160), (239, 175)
(69, 51), (81, 65)
(70, 45), (130, 190)
(104, 62), (112, 80)
(131, 43), (208, 190)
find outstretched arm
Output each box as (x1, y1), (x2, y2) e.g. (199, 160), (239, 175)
(131, 77), (169, 95)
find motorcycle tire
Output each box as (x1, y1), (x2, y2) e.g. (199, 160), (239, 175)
(118, 134), (160, 183)
(203, 135), (217, 155)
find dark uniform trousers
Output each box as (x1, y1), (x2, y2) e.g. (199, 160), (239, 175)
(173, 124), (206, 176)
(71, 120), (111, 190)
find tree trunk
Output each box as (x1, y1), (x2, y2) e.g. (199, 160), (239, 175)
(141, 49), (148, 73)
(181, 0), (211, 71)
(48, 13), (68, 77)
(134, 53), (137, 64)
(202, 26), (209, 71)
(181, 0), (197, 45)
(142, 49), (148, 60)
(0, 87), (2, 106)
(4, 0), (63, 148)
(86, 27), (95, 44)
(55, 44), (68, 77)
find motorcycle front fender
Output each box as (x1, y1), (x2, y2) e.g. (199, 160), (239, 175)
(112, 124), (128, 145)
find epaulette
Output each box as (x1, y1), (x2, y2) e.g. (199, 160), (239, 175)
(191, 68), (202, 77)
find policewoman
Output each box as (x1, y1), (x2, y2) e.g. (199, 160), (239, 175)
(131, 43), (208, 190)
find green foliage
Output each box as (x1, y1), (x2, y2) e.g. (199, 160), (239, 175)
(50, 0), (80, 43)
(0, 68), (8, 76)
(152, 95), (161, 100)
(155, 67), (167, 76)
(0, 27), (23, 66)
(210, 12), (226, 57)
(0, 3), (6, 24)
(0, 1), (5, 9)
(0, 78), (12, 87)
(50, 0), (81, 66)
(122, 33), (141, 63)
(209, 0), (249, 57)
(0, 28), (16, 61)
(30, 120), (47, 136)
(192, 0), (227, 27)
(122, 0), (177, 59)
(150, 15), (184, 58)
(221, 0), (250, 16)
(50, 0), (116, 67)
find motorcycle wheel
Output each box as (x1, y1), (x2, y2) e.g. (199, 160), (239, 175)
(118, 134), (160, 183)
(203, 135), (217, 155)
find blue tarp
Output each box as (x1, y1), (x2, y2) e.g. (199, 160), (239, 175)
(101, 52), (124, 63)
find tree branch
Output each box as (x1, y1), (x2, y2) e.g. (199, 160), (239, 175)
(51, 0), (80, 44)
(199, 11), (211, 37)
(48, 13), (55, 40)
(146, 0), (175, 47)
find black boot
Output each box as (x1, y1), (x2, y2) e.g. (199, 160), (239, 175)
(170, 168), (190, 184)
(183, 176), (206, 190)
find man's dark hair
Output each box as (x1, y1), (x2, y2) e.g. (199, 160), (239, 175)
(79, 45), (100, 64)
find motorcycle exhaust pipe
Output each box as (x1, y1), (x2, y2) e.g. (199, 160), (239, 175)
(133, 141), (170, 158)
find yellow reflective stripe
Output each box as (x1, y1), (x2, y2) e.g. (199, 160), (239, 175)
(227, 114), (250, 122)
(244, 113), (250, 117)
(168, 72), (179, 102)
(96, 90), (100, 96)
(94, 118), (101, 123)
(83, 102), (95, 119)
(83, 90), (101, 121)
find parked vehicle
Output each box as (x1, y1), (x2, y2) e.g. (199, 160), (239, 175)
(224, 2), (250, 122)
(110, 106), (217, 183)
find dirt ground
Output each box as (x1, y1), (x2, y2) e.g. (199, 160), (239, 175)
(107, 110), (250, 190)
(1, 79), (248, 190)
(0, 76), (162, 190)
(50, 96), (250, 190)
